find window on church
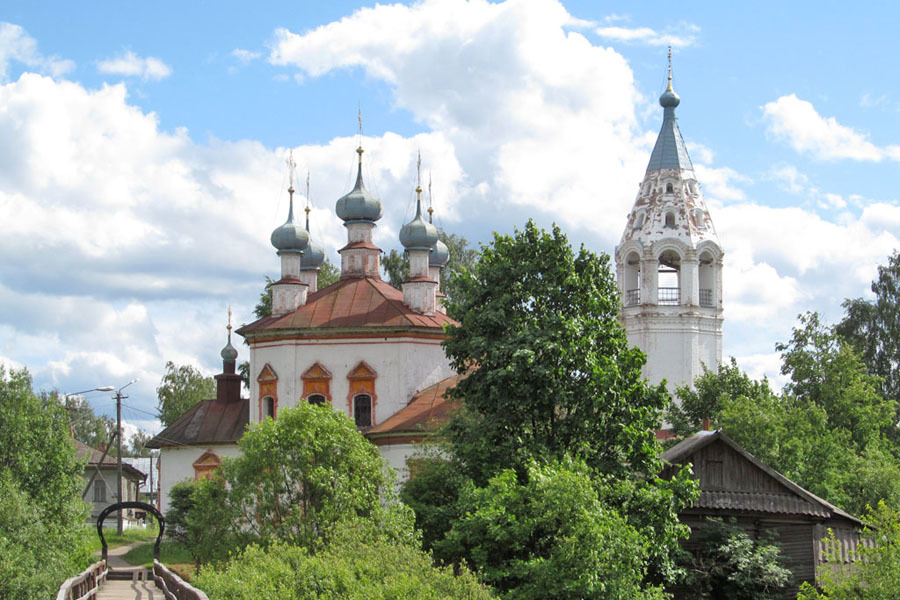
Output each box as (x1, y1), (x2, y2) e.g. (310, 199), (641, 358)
(665, 212), (675, 227)
(665, 182), (674, 193)
(263, 396), (275, 419)
(94, 479), (107, 503)
(633, 211), (645, 229)
(354, 394), (372, 427)
(308, 394), (326, 406)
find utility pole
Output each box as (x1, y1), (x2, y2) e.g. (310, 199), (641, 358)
(114, 379), (138, 535)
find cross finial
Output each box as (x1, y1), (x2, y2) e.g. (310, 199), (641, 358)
(227, 305), (232, 335)
(428, 171), (434, 224)
(666, 46), (673, 91)
(305, 171), (311, 229)
(416, 150), (422, 191)
(287, 150), (296, 190)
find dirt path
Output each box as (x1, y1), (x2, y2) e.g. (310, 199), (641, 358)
(95, 540), (144, 569)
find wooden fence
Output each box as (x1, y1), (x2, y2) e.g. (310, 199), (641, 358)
(55, 560), (107, 600)
(152, 560), (209, 600)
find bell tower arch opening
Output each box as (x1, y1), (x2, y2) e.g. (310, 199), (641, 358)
(657, 249), (681, 305)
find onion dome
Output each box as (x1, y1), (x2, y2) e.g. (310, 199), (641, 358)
(221, 319), (238, 362)
(429, 238), (449, 268)
(659, 80), (680, 108)
(271, 186), (309, 252)
(336, 146), (383, 223)
(400, 186), (438, 250)
(301, 206), (326, 270)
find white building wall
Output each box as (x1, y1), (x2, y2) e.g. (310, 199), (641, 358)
(157, 444), (242, 514)
(249, 335), (454, 427)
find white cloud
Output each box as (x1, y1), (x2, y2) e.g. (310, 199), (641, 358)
(0, 22), (74, 80)
(97, 50), (172, 81)
(594, 22), (699, 47)
(762, 94), (900, 161)
(231, 48), (262, 64)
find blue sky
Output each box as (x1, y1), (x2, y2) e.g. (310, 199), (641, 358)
(2, 0), (899, 433)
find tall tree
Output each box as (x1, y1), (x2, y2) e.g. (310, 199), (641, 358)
(156, 361), (215, 427)
(61, 393), (115, 448)
(442, 221), (668, 480)
(405, 221), (696, 595)
(0, 366), (92, 598)
(837, 251), (900, 408)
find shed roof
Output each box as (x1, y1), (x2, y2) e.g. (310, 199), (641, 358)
(661, 430), (862, 525)
(146, 397), (249, 449)
(367, 374), (462, 443)
(238, 275), (456, 337)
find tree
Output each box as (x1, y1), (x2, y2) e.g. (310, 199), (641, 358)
(798, 501), (900, 599)
(156, 361), (215, 427)
(442, 221), (669, 481)
(127, 430), (153, 457)
(0, 366), (92, 598)
(194, 523), (495, 600)
(681, 518), (792, 600)
(60, 393), (115, 448)
(382, 229), (479, 302)
(837, 251), (900, 408)
(190, 401), (411, 553)
(437, 461), (668, 600)
(404, 221), (696, 594)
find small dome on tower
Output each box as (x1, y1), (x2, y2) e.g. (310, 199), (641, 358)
(429, 238), (449, 268)
(400, 186), (438, 250)
(221, 337), (238, 362)
(302, 237), (326, 270)
(271, 188), (309, 252)
(336, 147), (383, 223)
(659, 86), (680, 108)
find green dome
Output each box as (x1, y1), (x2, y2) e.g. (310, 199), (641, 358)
(335, 148), (383, 223)
(270, 194), (310, 252)
(429, 238), (449, 268)
(400, 189), (438, 250)
(659, 87), (680, 108)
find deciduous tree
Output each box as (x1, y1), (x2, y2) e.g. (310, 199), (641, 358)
(156, 361), (215, 427)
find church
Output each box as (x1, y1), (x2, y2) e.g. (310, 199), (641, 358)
(148, 63), (723, 513)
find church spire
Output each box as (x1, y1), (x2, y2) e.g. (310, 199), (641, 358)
(646, 46), (692, 172)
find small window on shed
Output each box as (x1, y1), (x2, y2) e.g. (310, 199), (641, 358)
(94, 479), (107, 502)
(665, 182), (674, 193)
(665, 212), (675, 228)
(354, 394), (372, 427)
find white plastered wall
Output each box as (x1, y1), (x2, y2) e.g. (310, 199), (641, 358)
(157, 444), (242, 513)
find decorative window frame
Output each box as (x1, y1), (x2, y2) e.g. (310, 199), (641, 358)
(257, 363), (279, 421)
(346, 361), (377, 428)
(193, 450), (222, 481)
(302, 362), (332, 405)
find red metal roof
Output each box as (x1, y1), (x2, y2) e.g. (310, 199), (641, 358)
(239, 276), (457, 335)
(146, 397), (249, 449)
(367, 374), (463, 442)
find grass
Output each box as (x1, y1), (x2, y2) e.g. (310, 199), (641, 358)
(122, 539), (195, 579)
(85, 523), (161, 554)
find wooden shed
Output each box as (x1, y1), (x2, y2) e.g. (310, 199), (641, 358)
(660, 430), (867, 598)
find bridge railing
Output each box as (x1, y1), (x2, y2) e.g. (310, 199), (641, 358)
(153, 560), (209, 600)
(56, 560), (107, 600)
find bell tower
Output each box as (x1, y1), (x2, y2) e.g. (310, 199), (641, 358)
(615, 51), (723, 388)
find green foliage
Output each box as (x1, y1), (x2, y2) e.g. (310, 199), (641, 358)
(156, 361), (216, 427)
(681, 518), (792, 600)
(382, 229), (478, 303)
(436, 461), (668, 600)
(837, 251), (900, 409)
(442, 220), (668, 482)
(121, 538), (193, 568)
(670, 313), (900, 516)
(189, 402), (412, 556)
(399, 455), (469, 552)
(0, 365), (92, 598)
(61, 393), (115, 448)
(668, 358), (774, 438)
(318, 260), (340, 288)
(798, 501), (900, 599)
(194, 523), (495, 600)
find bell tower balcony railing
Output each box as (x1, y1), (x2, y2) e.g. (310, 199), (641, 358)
(699, 288), (713, 307)
(625, 289), (640, 307)
(658, 287), (680, 305)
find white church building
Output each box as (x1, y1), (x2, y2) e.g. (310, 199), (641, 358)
(148, 65), (722, 513)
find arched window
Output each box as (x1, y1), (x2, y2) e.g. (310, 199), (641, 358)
(353, 394), (372, 427)
(699, 250), (715, 307)
(665, 182), (674, 193)
(262, 396), (276, 419)
(623, 251), (641, 306)
(633, 210), (645, 229)
(307, 394), (326, 406)
(665, 212), (675, 228)
(657, 249), (681, 305)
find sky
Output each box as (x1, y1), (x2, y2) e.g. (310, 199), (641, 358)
(2, 0), (899, 434)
